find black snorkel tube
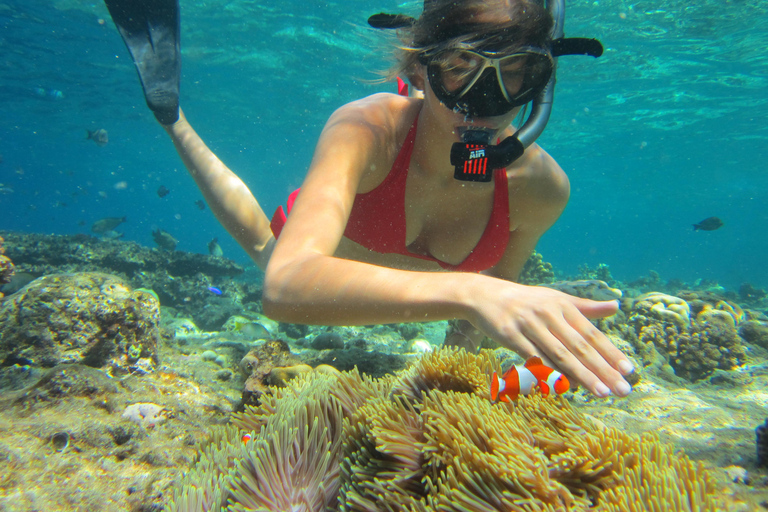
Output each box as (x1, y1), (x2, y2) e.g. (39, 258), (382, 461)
(449, 0), (603, 181)
(369, 0), (603, 182)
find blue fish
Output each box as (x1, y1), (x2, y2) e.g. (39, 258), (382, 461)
(207, 286), (222, 295)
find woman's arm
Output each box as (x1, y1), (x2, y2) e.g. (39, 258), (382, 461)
(162, 109), (275, 269)
(263, 99), (633, 397)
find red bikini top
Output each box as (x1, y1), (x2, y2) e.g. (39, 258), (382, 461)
(343, 116), (510, 272)
(270, 94), (511, 273)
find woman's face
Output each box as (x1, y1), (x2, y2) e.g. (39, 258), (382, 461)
(419, 63), (522, 143)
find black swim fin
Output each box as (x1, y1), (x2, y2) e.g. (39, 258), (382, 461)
(104, 0), (180, 125)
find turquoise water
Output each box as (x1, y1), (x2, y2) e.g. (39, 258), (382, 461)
(1, 0), (766, 289)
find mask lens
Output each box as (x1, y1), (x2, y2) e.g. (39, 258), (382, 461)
(427, 49), (553, 113)
(499, 52), (552, 103)
(429, 50), (486, 94)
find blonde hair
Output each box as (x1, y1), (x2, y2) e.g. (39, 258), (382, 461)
(387, 0), (553, 88)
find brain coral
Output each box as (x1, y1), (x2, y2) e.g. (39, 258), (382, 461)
(629, 293), (746, 381)
(168, 348), (721, 511)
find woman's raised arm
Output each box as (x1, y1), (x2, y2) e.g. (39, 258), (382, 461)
(163, 109), (275, 269)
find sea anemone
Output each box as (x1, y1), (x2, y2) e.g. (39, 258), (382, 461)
(168, 348), (721, 511)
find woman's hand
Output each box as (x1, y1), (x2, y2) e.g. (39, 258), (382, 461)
(466, 280), (633, 397)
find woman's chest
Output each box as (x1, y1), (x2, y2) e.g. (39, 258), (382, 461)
(403, 171), (501, 265)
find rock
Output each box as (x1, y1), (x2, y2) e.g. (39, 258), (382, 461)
(266, 364), (313, 387)
(238, 339), (300, 410)
(201, 350), (218, 362)
(309, 347), (408, 378)
(121, 403), (170, 429)
(311, 332), (345, 350)
(280, 322), (309, 339)
(0, 273), (160, 373)
(724, 465), (749, 485)
(408, 339), (434, 354)
(740, 321), (768, 349)
(0, 235), (15, 298)
(6, 364), (117, 406)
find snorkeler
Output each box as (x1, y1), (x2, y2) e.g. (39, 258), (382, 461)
(104, 0), (635, 398)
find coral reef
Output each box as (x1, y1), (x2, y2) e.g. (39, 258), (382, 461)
(627, 293), (746, 381)
(545, 279), (623, 301)
(577, 262), (614, 286)
(0, 235), (15, 298)
(739, 321), (768, 350)
(632, 292), (691, 328)
(0, 272), (160, 374)
(0, 231), (259, 325)
(517, 251), (555, 285)
(238, 339), (302, 409)
(757, 419), (768, 469)
(168, 348), (722, 511)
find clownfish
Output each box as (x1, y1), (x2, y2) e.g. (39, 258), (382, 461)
(490, 356), (570, 402)
(241, 433), (252, 444)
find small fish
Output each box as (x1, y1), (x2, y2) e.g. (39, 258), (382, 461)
(86, 129), (109, 147)
(207, 286), (222, 295)
(490, 356), (570, 402)
(152, 228), (178, 251)
(241, 433), (252, 444)
(0, 184), (13, 195)
(91, 216), (127, 234)
(208, 238), (224, 257)
(194, 200), (206, 210)
(157, 185), (170, 198)
(693, 216), (723, 231)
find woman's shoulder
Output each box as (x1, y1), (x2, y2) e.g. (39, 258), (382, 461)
(508, 143), (569, 207)
(330, 93), (421, 138)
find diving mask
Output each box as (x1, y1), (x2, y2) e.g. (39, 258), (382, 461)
(421, 47), (554, 118)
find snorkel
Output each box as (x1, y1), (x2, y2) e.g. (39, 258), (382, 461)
(369, 0), (603, 182)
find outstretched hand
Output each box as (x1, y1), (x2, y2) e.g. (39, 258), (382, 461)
(469, 282), (634, 397)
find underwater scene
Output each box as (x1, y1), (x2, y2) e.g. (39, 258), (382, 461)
(1, 0), (767, 510)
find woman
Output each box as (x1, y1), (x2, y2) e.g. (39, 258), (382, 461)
(114, 0), (634, 397)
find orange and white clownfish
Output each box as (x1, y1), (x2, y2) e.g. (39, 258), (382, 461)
(490, 356), (570, 402)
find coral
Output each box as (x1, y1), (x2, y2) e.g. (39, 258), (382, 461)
(0, 235), (15, 298)
(122, 403), (171, 428)
(626, 270), (662, 292)
(167, 348), (721, 511)
(577, 262), (614, 285)
(672, 323), (746, 381)
(739, 283), (767, 307)
(631, 292), (691, 328)
(739, 320), (768, 349)
(545, 280), (623, 301)
(0, 272), (160, 374)
(0, 231), (258, 325)
(517, 251), (555, 285)
(266, 364), (314, 386)
(238, 339), (301, 409)
(631, 313), (746, 382)
(696, 300), (745, 328)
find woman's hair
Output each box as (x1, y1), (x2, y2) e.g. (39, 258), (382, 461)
(388, 0), (553, 88)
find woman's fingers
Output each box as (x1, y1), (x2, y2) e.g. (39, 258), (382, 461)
(574, 296), (619, 319)
(517, 314), (620, 397)
(563, 304), (635, 377)
(504, 295), (633, 397)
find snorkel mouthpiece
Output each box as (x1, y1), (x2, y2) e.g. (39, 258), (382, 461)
(451, 130), (524, 182)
